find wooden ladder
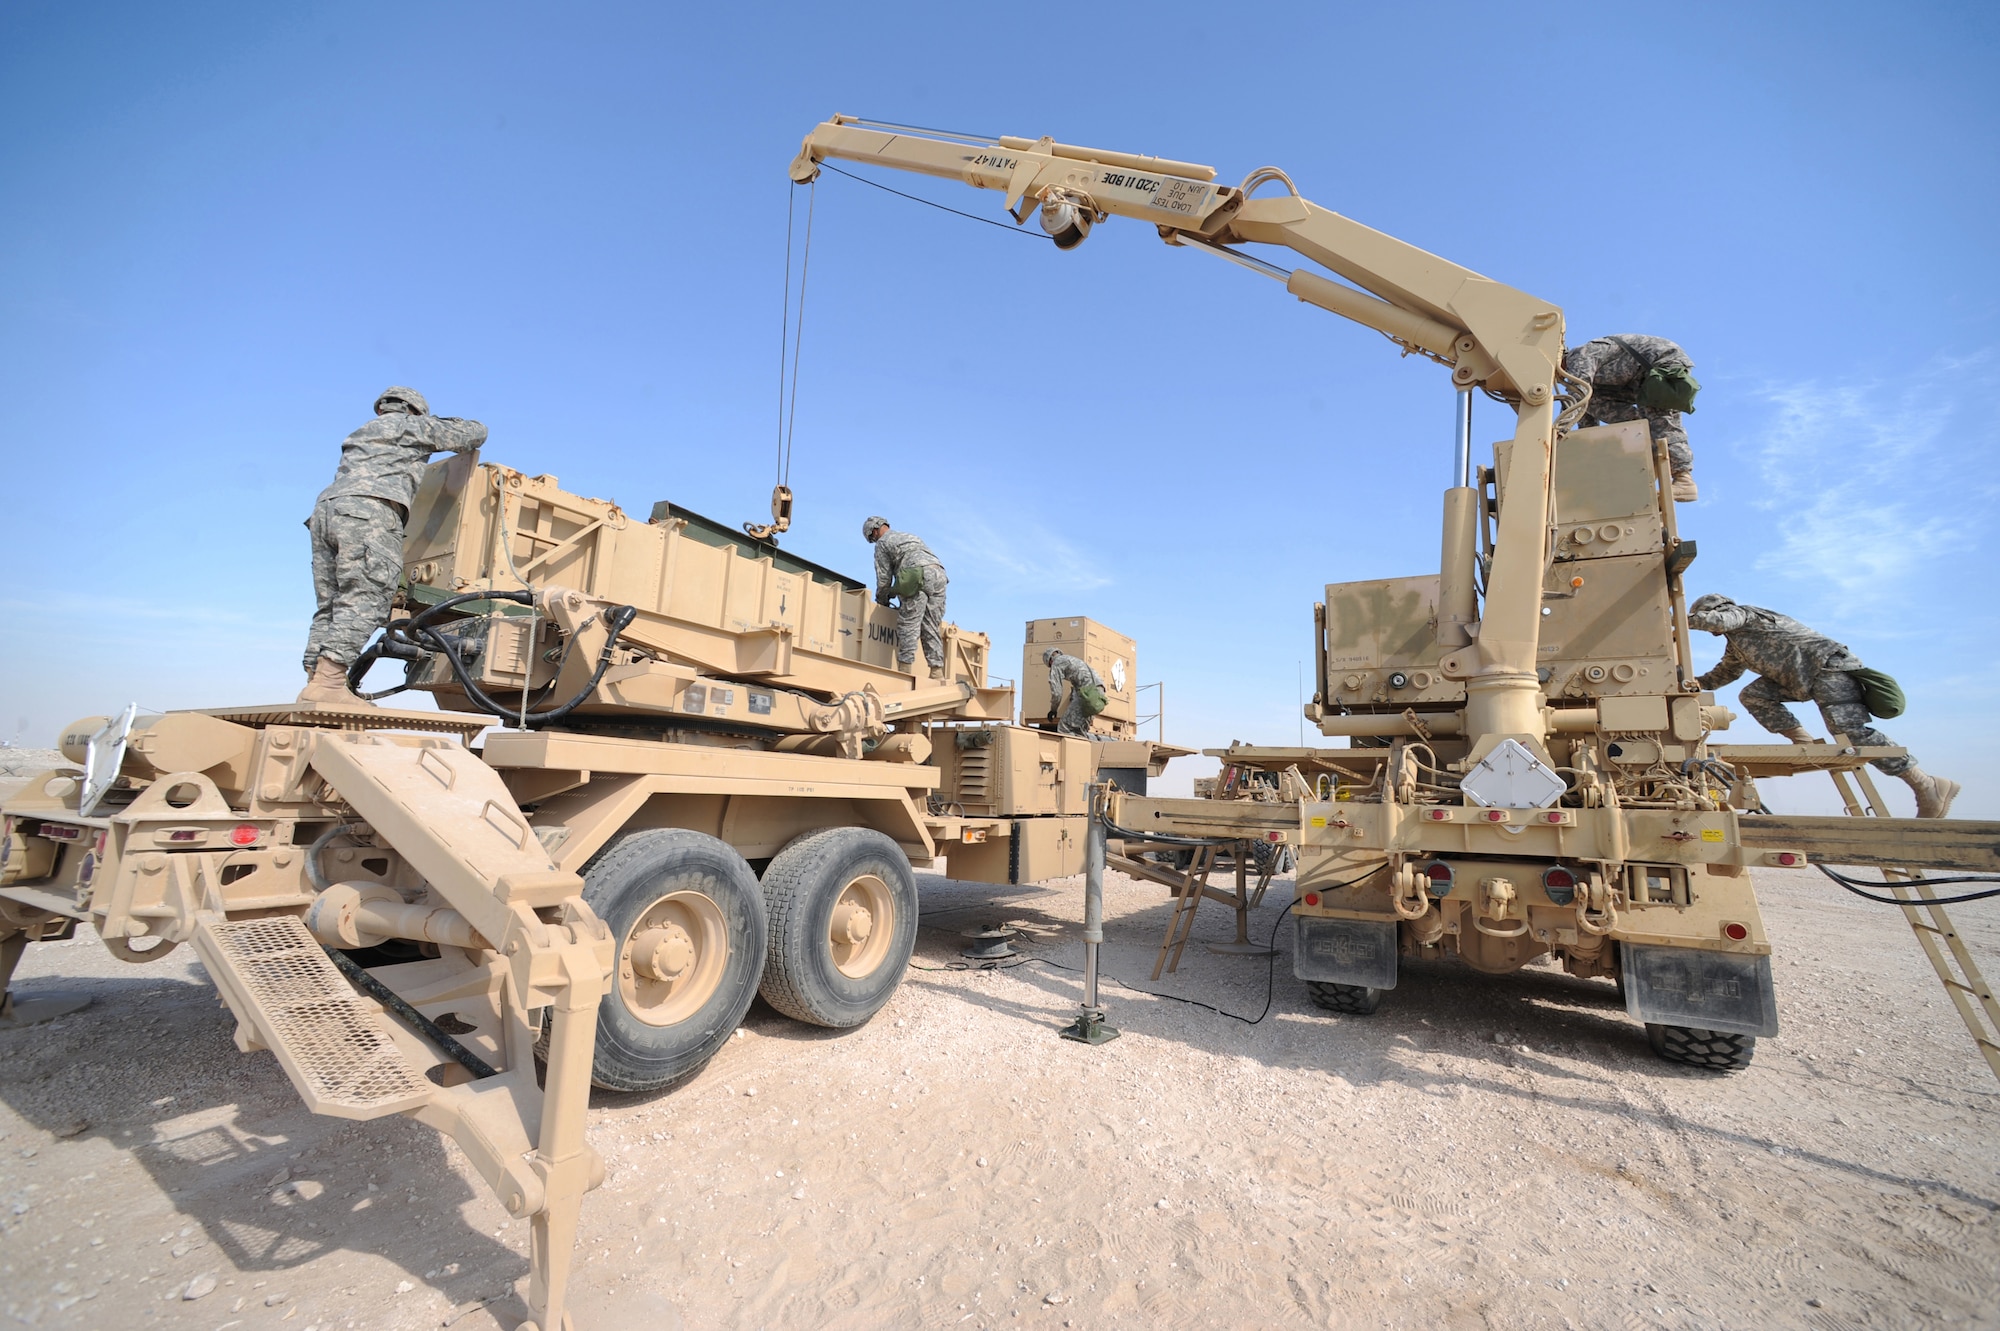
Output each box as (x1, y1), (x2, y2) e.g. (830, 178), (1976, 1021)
(1827, 760), (2000, 1085)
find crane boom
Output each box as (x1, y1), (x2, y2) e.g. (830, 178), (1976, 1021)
(789, 115), (1566, 756)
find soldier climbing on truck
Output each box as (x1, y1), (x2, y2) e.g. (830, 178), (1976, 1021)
(1689, 592), (1959, 817)
(299, 385), (487, 706)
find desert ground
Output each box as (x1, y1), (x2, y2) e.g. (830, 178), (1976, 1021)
(2, 749), (1996, 1330)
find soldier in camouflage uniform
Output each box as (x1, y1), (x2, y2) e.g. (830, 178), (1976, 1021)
(862, 516), (948, 680)
(1043, 648), (1104, 736)
(298, 387), (487, 706)
(1689, 593), (1960, 818)
(1563, 334), (1699, 502)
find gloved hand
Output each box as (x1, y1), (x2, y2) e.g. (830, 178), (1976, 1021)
(875, 590), (891, 607)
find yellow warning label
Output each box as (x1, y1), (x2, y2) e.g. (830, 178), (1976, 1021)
(1701, 828), (1725, 842)
(1309, 815), (1327, 828)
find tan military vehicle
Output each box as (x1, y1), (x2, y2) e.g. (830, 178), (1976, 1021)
(0, 457), (1164, 1329)
(785, 115), (1996, 1077)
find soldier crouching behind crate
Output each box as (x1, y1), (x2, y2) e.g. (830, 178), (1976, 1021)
(297, 386), (487, 706)
(1688, 593), (1960, 818)
(862, 516), (948, 680)
(1043, 648), (1106, 736)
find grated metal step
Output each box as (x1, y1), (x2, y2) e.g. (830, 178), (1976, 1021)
(194, 915), (433, 1119)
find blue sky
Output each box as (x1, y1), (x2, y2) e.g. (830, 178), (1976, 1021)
(2, 2), (1995, 815)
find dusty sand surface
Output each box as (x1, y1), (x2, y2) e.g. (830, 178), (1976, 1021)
(3, 846), (1997, 1331)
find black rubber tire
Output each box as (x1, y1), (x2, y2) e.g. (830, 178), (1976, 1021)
(758, 827), (919, 1028)
(1247, 841), (1295, 876)
(1307, 981), (1383, 1015)
(1646, 1022), (1756, 1072)
(579, 829), (767, 1093)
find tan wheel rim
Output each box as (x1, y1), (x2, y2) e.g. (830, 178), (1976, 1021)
(829, 872), (895, 980)
(618, 889), (728, 1027)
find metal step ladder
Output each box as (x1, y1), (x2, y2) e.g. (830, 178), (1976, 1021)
(1826, 762), (2000, 1086)
(192, 914), (435, 1118)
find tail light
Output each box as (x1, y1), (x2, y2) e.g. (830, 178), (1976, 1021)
(1722, 922), (1749, 941)
(1421, 861), (1454, 897)
(1542, 865), (1578, 906)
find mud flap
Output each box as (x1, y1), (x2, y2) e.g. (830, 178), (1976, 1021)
(1621, 944), (1779, 1037)
(1293, 916), (1397, 989)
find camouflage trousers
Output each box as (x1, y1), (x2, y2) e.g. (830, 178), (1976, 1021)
(1582, 402), (1693, 478)
(1739, 671), (1912, 775)
(895, 565), (947, 670)
(302, 495), (405, 673)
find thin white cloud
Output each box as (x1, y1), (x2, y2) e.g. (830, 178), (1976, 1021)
(1744, 353), (1998, 597)
(919, 512), (1114, 594)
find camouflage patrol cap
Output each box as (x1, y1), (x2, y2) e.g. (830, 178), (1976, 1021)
(1686, 593), (1736, 630)
(374, 386), (430, 415)
(862, 516), (890, 540)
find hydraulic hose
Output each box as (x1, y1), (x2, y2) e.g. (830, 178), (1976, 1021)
(422, 603), (639, 728)
(349, 592), (639, 728)
(347, 591), (537, 698)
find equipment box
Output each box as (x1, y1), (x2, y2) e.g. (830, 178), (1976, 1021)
(932, 725), (1092, 817)
(1022, 617), (1137, 737)
(946, 815), (1088, 885)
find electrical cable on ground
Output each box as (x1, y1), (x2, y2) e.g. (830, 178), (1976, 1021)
(909, 864), (1384, 1021)
(1817, 863), (2000, 907)
(1026, 907), (1290, 1026)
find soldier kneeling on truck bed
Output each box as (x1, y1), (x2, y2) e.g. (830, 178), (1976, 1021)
(298, 386), (487, 706)
(1689, 592), (1960, 818)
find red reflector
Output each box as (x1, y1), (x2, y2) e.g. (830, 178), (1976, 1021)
(230, 825), (259, 846)
(1777, 852), (1799, 866)
(1485, 810), (1506, 822)
(1426, 863), (1452, 880)
(1303, 893), (1320, 907)
(1429, 809), (1449, 820)
(1545, 811), (1563, 824)
(1267, 831), (1282, 842)
(1545, 868), (1575, 888)
(1723, 922), (1749, 941)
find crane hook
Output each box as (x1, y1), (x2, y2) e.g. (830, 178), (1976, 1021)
(744, 484), (793, 542)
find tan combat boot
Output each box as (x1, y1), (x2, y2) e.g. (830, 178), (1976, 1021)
(296, 656), (376, 708)
(1672, 475), (1699, 503)
(929, 664), (947, 682)
(1901, 767), (1961, 819)
(1781, 727), (1820, 745)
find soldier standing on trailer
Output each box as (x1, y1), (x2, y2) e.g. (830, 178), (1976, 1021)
(862, 516), (948, 680)
(298, 387), (487, 706)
